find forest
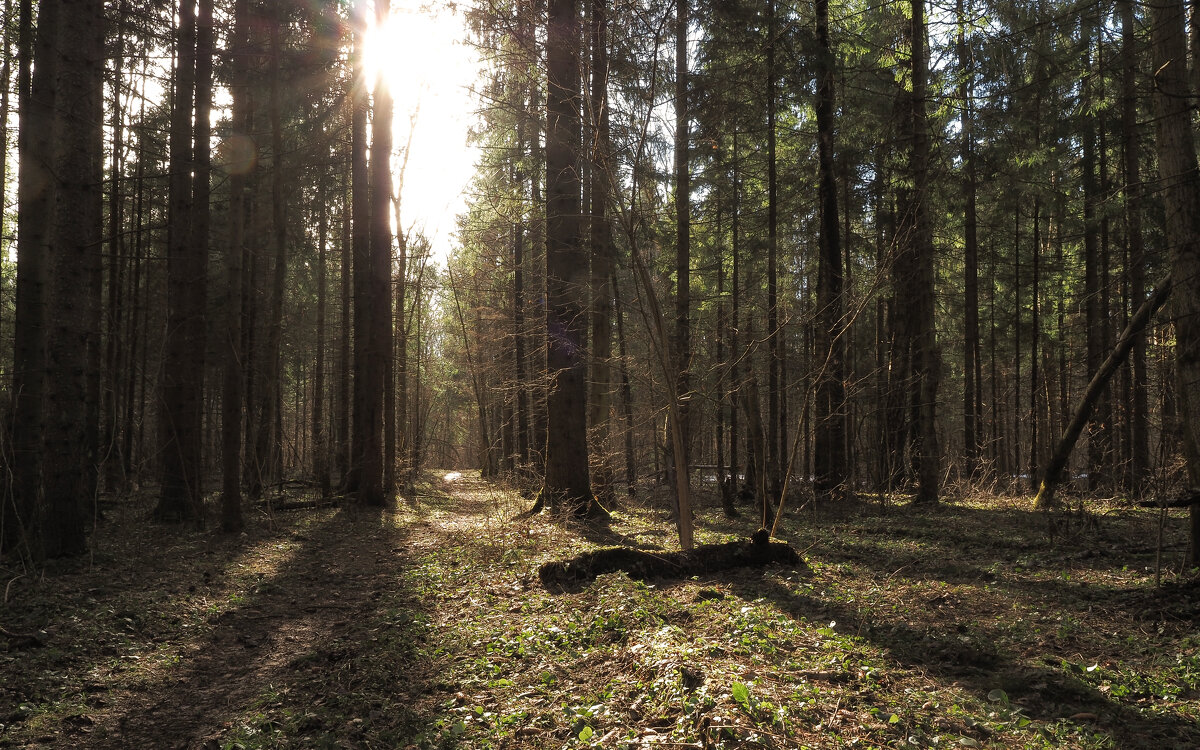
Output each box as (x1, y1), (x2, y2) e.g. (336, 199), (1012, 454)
(1, 0), (1199, 745)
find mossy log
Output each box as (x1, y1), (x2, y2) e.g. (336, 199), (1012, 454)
(538, 530), (804, 588)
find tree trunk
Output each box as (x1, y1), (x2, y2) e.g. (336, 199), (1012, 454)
(256, 14), (287, 502)
(100, 3), (126, 495)
(715, 206), (737, 517)
(156, 0), (203, 523)
(812, 0), (847, 498)
(394, 207), (408, 490)
(1120, 0), (1148, 498)
(5, 0), (57, 552)
(613, 273), (636, 497)
(544, 0), (595, 514)
(220, 0), (250, 533)
(1030, 198), (1041, 489)
(765, 0), (781, 502)
(348, 0), (371, 497)
(673, 0), (690, 489)
(513, 84), (531, 473)
(313, 175), (330, 498)
(724, 133), (734, 496)
(899, 0), (940, 503)
(191, 0), (215, 510)
(337, 175), (351, 484)
(42, 0), (103, 556)
(359, 0), (393, 504)
(122, 77), (147, 485)
(1149, 0), (1200, 565)
(958, 0), (981, 480)
(589, 0), (614, 505)
(0, 0), (10, 349)
(1082, 12), (1108, 491)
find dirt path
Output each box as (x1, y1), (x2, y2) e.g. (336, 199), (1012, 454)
(90, 507), (417, 748)
(1, 475), (509, 749)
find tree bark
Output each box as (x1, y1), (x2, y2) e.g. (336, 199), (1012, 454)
(220, 0), (250, 533)
(255, 13), (287, 501)
(613, 273), (636, 497)
(348, 0), (371, 497)
(766, 0), (781, 502)
(673, 0), (690, 488)
(5, 0), (57, 552)
(368, 0), (394, 504)
(1082, 11), (1110, 491)
(313, 175), (330, 499)
(539, 531), (802, 588)
(100, 2), (126, 495)
(544, 0), (595, 514)
(337, 175), (351, 484)
(589, 0), (614, 505)
(156, 0), (203, 523)
(1120, 0), (1149, 498)
(1149, 0), (1200, 565)
(899, 0), (940, 503)
(42, 0), (104, 556)
(812, 0), (847, 498)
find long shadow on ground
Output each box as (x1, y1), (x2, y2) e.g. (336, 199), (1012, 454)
(2, 503), (438, 749)
(706, 499), (1200, 750)
(727, 575), (1200, 749)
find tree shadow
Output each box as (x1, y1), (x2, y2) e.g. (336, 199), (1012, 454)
(5, 503), (442, 749)
(726, 574), (1200, 748)
(572, 517), (666, 551)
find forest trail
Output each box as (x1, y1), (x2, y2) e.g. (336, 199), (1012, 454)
(87, 502), (414, 749)
(3, 474), (1200, 749)
(2, 471), (524, 749)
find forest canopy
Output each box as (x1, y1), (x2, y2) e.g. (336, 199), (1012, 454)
(0, 0), (1197, 564)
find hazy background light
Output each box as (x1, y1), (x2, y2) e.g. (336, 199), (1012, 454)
(364, 0), (481, 267)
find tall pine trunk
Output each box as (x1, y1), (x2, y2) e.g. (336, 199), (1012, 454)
(544, 0), (595, 514)
(365, 0), (394, 504)
(673, 0), (690, 485)
(156, 0), (203, 523)
(1149, 0), (1200, 565)
(765, 0), (781, 502)
(5, 0), (57, 553)
(959, 0), (981, 479)
(313, 177), (330, 498)
(348, 0), (371, 497)
(812, 0), (847, 498)
(589, 0), (614, 504)
(1082, 11), (1109, 491)
(220, 0), (250, 532)
(1120, 0), (1148, 497)
(899, 0), (940, 503)
(42, 0), (103, 556)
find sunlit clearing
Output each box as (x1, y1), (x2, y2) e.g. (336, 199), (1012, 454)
(444, 471), (463, 482)
(363, 1), (479, 265)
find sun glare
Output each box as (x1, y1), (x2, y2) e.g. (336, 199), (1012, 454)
(362, 1), (480, 264)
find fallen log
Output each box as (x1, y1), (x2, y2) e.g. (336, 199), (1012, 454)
(538, 529), (805, 588)
(1137, 488), (1200, 508)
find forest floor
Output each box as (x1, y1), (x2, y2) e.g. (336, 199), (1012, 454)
(1, 471), (1198, 750)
